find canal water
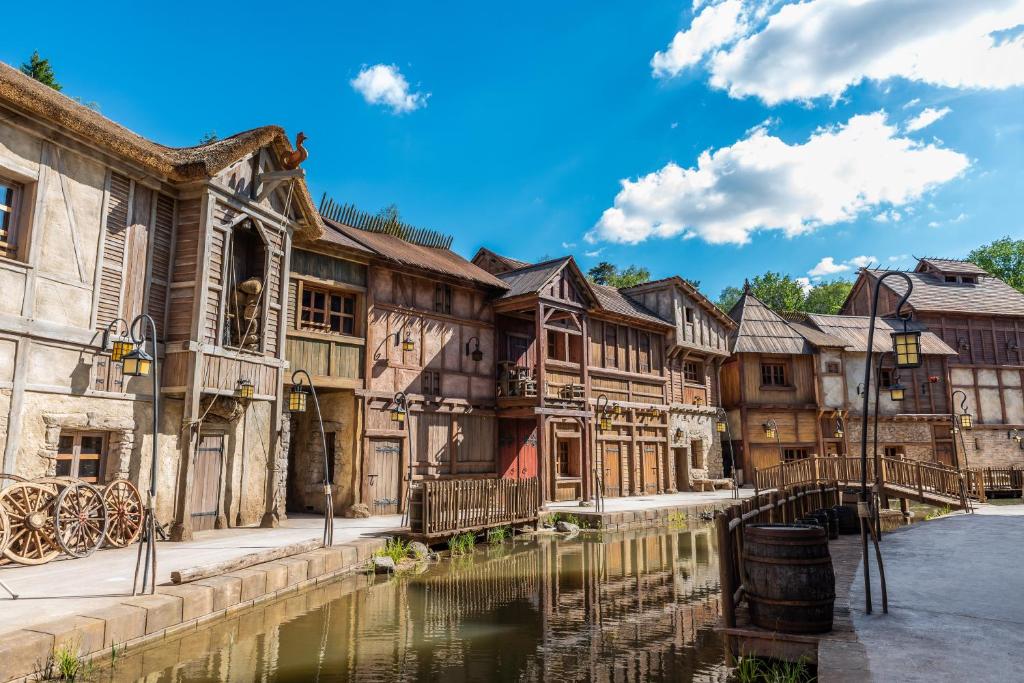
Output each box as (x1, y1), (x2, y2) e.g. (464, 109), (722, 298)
(94, 525), (729, 682)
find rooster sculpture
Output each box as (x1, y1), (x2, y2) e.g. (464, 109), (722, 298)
(282, 131), (308, 170)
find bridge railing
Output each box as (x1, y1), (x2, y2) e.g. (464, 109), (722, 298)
(409, 476), (541, 538)
(754, 455), (966, 507)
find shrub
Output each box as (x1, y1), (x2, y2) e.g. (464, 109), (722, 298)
(487, 525), (511, 545)
(373, 537), (412, 564)
(448, 532), (476, 556)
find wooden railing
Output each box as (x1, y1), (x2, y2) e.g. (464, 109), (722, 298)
(753, 456), (967, 508)
(966, 466), (1023, 502)
(409, 477), (541, 537)
(715, 484), (840, 633)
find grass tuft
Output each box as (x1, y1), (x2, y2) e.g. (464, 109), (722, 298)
(733, 655), (815, 683)
(373, 537), (413, 564)
(487, 525), (511, 545)
(447, 531), (476, 556)
(47, 641), (89, 681)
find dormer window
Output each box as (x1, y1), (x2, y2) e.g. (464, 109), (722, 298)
(942, 273), (978, 285)
(961, 276), (976, 284)
(944, 275), (957, 283)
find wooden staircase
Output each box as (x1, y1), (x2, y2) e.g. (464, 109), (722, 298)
(754, 456), (968, 510)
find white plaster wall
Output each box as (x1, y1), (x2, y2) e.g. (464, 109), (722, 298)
(0, 268), (26, 316)
(820, 350), (845, 409)
(0, 122), (43, 178)
(0, 338), (15, 382)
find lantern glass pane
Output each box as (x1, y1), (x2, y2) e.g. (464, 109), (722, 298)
(892, 331), (923, 368)
(960, 414), (972, 428)
(716, 421), (727, 433)
(111, 340), (133, 362)
(289, 390), (307, 413)
(890, 386), (905, 401)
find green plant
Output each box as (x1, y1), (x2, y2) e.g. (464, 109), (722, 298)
(447, 532), (476, 556)
(487, 525), (511, 545)
(667, 511), (688, 527)
(733, 655), (814, 683)
(48, 641), (89, 681)
(373, 537), (412, 564)
(924, 505), (952, 521)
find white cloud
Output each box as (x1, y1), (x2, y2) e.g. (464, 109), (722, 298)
(561, 241), (577, 249)
(808, 257), (849, 277)
(658, 0), (1024, 105)
(848, 255), (876, 268)
(951, 212), (968, 223)
(873, 209), (902, 223)
(651, 0), (749, 78)
(585, 248), (605, 258)
(796, 276), (813, 294)
(351, 64), (429, 114)
(928, 220), (941, 228)
(905, 107), (952, 132)
(587, 111), (969, 246)
(902, 98), (921, 109)
(888, 254), (909, 262)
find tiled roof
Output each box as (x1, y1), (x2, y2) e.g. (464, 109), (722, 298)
(325, 218), (508, 289)
(729, 292), (816, 354)
(916, 258), (989, 276)
(592, 283), (673, 328)
(497, 257), (572, 298)
(866, 269), (1024, 316)
(803, 314), (956, 355)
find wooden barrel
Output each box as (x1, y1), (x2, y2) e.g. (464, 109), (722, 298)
(743, 524), (835, 634)
(832, 505), (859, 535)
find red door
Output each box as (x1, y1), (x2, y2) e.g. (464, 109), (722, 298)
(499, 419), (538, 480)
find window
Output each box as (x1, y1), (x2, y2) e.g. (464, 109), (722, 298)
(56, 433), (106, 483)
(782, 448), (809, 462)
(603, 324), (618, 369)
(944, 275), (958, 283)
(546, 330), (581, 363)
(761, 362), (788, 387)
(683, 361), (702, 383)
(557, 441), (570, 477)
(326, 433), (337, 484)
(225, 222), (267, 349)
(0, 180), (21, 260)
(879, 368), (894, 388)
(884, 446), (905, 460)
(961, 276), (976, 284)
(825, 361), (841, 374)
(434, 284), (452, 314)
(422, 370), (441, 396)
(685, 307), (695, 324)
(300, 285), (356, 335)
(638, 333), (651, 372)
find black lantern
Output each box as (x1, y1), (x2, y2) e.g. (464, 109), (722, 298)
(236, 378), (255, 400)
(400, 331), (415, 352)
(111, 339), (134, 363)
(889, 383), (906, 402)
(121, 346), (153, 377)
(715, 419), (727, 433)
(763, 422), (776, 440)
(612, 403), (623, 416)
(289, 384), (308, 413)
(391, 401), (407, 425)
(1009, 429), (1023, 444)
(599, 415), (612, 431)
(891, 324), (922, 369)
(958, 413), (973, 430)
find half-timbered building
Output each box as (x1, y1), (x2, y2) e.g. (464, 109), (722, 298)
(0, 62), (320, 539)
(842, 258), (1024, 469)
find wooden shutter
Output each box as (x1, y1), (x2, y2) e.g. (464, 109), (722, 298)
(145, 194), (174, 338)
(96, 173), (131, 330)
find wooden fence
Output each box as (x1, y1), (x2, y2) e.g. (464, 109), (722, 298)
(715, 484), (841, 633)
(753, 456), (966, 508)
(966, 466), (1023, 502)
(409, 477), (541, 538)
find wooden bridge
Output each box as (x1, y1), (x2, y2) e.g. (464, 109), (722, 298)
(754, 456), (968, 510)
(408, 476), (541, 539)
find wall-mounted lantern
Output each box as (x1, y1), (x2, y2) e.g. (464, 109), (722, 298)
(399, 331), (415, 352)
(236, 378), (255, 400)
(612, 403), (623, 416)
(674, 427), (684, 441)
(390, 392), (408, 425)
(465, 336), (483, 362)
(762, 422), (777, 440)
(101, 318), (134, 362)
(888, 383), (906, 402)
(715, 419), (727, 433)
(833, 416), (845, 439)
(892, 322), (923, 368)
(596, 394), (612, 431)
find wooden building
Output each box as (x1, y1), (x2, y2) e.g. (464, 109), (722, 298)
(624, 277), (736, 487)
(843, 258), (1024, 470)
(472, 251), (680, 503)
(0, 62), (321, 538)
(304, 213), (508, 516)
(723, 286), (955, 480)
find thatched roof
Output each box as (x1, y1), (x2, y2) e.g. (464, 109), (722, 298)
(0, 61), (322, 239)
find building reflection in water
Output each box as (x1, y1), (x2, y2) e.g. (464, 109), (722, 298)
(100, 526), (728, 683)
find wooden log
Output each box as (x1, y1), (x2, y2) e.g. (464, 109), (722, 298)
(171, 538), (323, 584)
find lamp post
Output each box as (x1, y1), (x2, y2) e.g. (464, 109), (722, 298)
(950, 389), (975, 510)
(595, 394), (612, 513)
(763, 419), (783, 463)
(715, 407), (739, 499)
(120, 313), (159, 596)
(288, 370), (332, 546)
(857, 270), (919, 615)
(392, 392), (416, 527)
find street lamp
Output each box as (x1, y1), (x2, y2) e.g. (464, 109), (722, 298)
(833, 416), (845, 440)
(465, 336), (484, 362)
(290, 370), (333, 546)
(857, 271), (919, 615)
(397, 329), (415, 352)
(715, 407), (739, 499)
(101, 318), (135, 362)
(236, 378), (255, 400)
(596, 394), (612, 431)
(117, 314), (159, 595)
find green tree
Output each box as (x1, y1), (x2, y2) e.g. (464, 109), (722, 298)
(20, 51), (61, 91)
(967, 236), (1024, 292)
(377, 203), (401, 224)
(717, 285), (743, 312)
(747, 272), (807, 312)
(198, 131), (219, 144)
(586, 261), (650, 288)
(803, 279), (853, 314)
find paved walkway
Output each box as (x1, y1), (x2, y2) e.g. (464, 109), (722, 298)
(0, 513), (402, 637)
(848, 504), (1024, 682)
(545, 488), (754, 513)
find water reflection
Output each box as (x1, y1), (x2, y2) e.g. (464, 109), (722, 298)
(98, 526), (728, 682)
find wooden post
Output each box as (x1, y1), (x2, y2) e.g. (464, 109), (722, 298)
(916, 461), (924, 498)
(716, 512), (736, 631)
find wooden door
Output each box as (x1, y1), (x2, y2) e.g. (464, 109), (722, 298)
(498, 419), (520, 479)
(642, 444), (659, 495)
(507, 334), (530, 367)
(935, 442), (955, 468)
(366, 439), (401, 515)
(190, 434), (224, 532)
(602, 443), (621, 498)
(517, 421), (538, 480)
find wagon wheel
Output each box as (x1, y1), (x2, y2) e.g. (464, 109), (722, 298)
(103, 480), (143, 548)
(55, 481), (108, 558)
(0, 482), (60, 565)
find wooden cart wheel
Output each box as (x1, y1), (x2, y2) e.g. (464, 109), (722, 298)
(103, 480), (143, 548)
(55, 481), (108, 558)
(0, 482), (60, 565)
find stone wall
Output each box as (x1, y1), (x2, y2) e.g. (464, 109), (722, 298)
(844, 418), (939, 463)
(287, 389), (357, 515)
(958, 427), (1024, 470)
(669, 405), (724, 488)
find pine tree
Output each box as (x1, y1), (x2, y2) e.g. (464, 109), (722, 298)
(20, 51), (61, 91)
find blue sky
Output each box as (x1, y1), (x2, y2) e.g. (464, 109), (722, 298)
(3, 0), (1022, 300)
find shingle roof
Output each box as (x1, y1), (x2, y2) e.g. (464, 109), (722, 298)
(497, 257), (573, 298)
(472, 247), (531, 272)
(729, 291), (816, 354)
(592, 283), (673, 328)
(865, 268), (1024, 316)
(803, 314), (956, 355)
(0, 61), (323, 239)
(916, 258), (989, 276)
(318, 221), (374, 254)
(324, 218), (508, 289)
(623, 275), (737, 330)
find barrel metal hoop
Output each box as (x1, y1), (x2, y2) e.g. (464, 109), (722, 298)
(742, 554), (833, 566)
(746, 592), (835, 607)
